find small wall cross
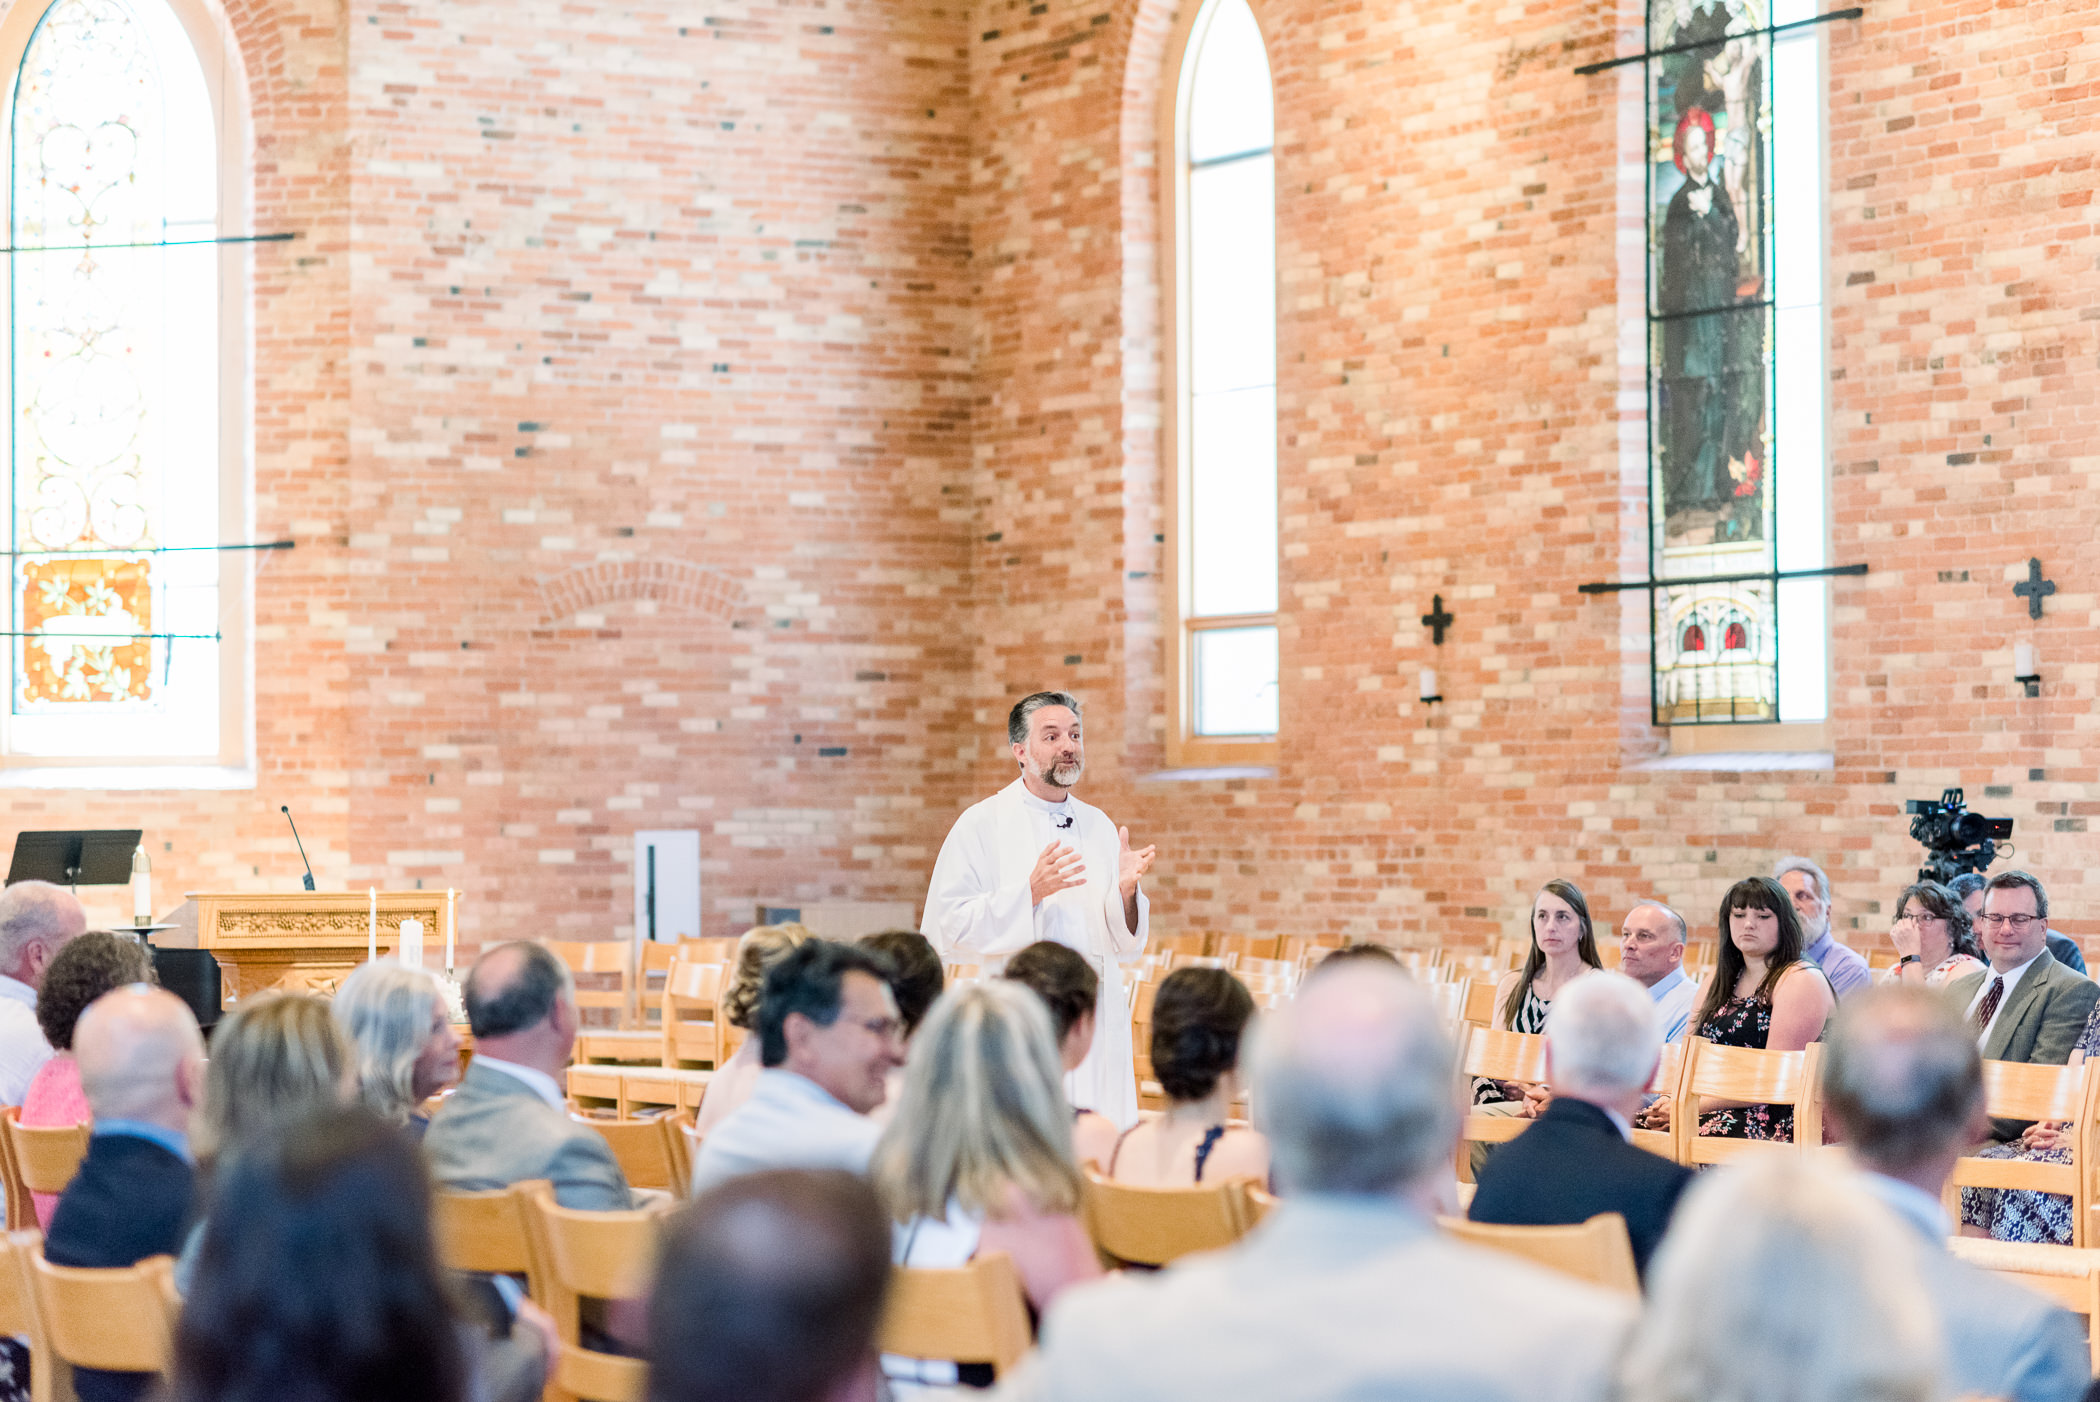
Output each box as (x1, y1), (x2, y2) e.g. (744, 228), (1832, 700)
(1421, 594), (1455, 646)
(2014, 558), (2057, 620)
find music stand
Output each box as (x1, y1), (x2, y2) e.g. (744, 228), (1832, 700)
(6, 830), (142, 887)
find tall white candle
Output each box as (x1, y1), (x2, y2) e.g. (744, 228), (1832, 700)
(2016, 643), (2038, 678)
(399, 918), (424, 970)
(1419, 667), (1439, 702)
(445, 888), (457, 971)
(368, 887), (378, 962)
(132, 848), (151, 927)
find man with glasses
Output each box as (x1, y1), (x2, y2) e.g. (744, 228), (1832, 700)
(1950, 872), (2087, 975)
(692, 941), (907, 1193)
(1944, 872), (2099, 1143)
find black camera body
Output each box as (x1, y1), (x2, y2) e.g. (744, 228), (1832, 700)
(1904, 787), (2014, 886)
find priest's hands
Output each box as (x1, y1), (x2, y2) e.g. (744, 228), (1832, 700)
(1118, 825), (1156, 899)
(1030, 841), (1087, 906)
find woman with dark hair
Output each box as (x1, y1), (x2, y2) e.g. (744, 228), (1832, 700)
(1880, 880), (1985, 988)
(1002, 941), (1118, 1169)
(1689, 876), (1835, 1142)
(21, 931), (153, 1227)
(859, 930), (945, 1041)
(1474, 882), (1605, 1126)
(172, 1107), (470, 1402)
(1106, 968), (1267, 1187)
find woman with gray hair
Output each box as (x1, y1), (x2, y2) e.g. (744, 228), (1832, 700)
(332, 959), (462, 1135)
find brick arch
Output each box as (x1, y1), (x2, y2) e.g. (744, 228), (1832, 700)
(535, 558), (751, 627)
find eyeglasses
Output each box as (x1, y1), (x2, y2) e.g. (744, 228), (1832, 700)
(851, 1015), (902, 1040)
(1977, 913), (2044, 931)
(1892, 913), (1947, 925)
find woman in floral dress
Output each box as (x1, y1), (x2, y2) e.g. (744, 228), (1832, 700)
(1693, 876), (1836, 1142)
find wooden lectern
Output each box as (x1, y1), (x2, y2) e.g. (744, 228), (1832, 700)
(188, 891), (459, 1003)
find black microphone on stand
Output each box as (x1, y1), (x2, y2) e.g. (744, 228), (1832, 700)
(281, 806), (316, 891)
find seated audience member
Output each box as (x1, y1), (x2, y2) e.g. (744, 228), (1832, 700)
(1313, 943), (1401, 972)
(1476, 882), (1602, 1122)
(1773, 855), (1871, 1001)
(1467, 971), (1692, 1278)
(1107, 968), (1267, 1187)
(426, 941), (634, 1209)
(0, 880), (87, 1105)
(1952, 873), (2087, 976)
(1824, 986), (2088, 1402)
(648, 1170), (891, 1402)
(1650, 876), (1833, 1142)
(691, 941), (904, 1193)
(1617, 1155), (1938, 1402)
(174, 1107), (540, 1402)
(22, 931), (154, 1226)
(47, 987), (207, 1402)
(695, 924), (813, 1138)
(1880, 880), (1986, 988)
(1002, 941), (1118, 1169)
(1962, 991), (2100, 1244)
(332, 958), (461, 1135)
(860, 930), (945, 1041)
(876, 983), (1101, 1389)
(1617, 900), (1696, 1042)
(1006, 962), (1632, 1402)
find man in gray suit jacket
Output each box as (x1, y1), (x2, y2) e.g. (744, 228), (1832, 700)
(1943, 872), (2100, 1142)
(1004, 962), (1633, 1402)
(1824, 984), (2088, 1402)
(426, 941), (633, 1211)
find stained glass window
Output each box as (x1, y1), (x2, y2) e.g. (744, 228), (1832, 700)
(1646, 0), (1827, 725)
(6, 0), (223, 759)
(1177, 0), (1279, 743)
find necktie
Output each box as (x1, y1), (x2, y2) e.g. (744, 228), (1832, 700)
(1972, 975), (2006, 1035)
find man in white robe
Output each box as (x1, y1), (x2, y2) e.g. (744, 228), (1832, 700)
(923, 691), (1156, 1127)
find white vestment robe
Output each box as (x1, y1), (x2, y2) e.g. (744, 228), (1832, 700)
(922, 777), (1149, 1128)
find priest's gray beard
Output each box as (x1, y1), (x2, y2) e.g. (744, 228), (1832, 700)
(1030, 756), (1084, 789)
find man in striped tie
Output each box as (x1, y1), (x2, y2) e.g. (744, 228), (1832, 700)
(1943, 871), (2099, 1144)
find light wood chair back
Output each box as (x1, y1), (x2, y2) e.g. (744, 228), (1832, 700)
(521, 1184), (659, 1402)
(1167, 952), (1236, 972)
(1946, 1058), (2098, 1247)
(1426, 980), (1466, 1027)
(1234, 956), (1295, 983)
(880, 1251), (1032, 1380)
(1456, 1027), (1550, 1175)
(590, 1117), (686, 1198)
(1444, 952), (1506, 981)
(636, 941), (681, 1028)
(1439, 1213), (1641, 1295)
(432, 1179), (544, 1285)
(0, 1109), (35, 1230)
(1947, 1237), (2100, 1371)
(942, 963), (983, 984)
(1493, 937), (1532, 968)
(678, 936), (739, 964)
(1150, 932), (1210, 958)
(1080, 1166), (1252, 1267)
(1213, 934), (1280, 963)
(0, 1231), (31, 1344)
(1673, 1036), (1823, 1167)
(545, 940), (638, 1028)
(1631, 1039), (1688, 1158)
(1239, 973), (1296, 1010)
(1461, 978), (1501, 1027)
(1131, 978), (1162, 1085)
(1277, 935), (1348, 966)
(1, 1113), (89, 1201)
(23, 1246), (180, 1390)
(1244, 1185), (1280, 1226)
(662, 960), (728, 1070)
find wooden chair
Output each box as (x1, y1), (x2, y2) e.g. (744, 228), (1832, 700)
(1167, 952), (1236, 972)
(1234, 956), (1295, 983)
(880, 1251), (1032, 1381)
(1080, 1166), (1252, 1268)
(566, 1064), (627, 1117)
(1460, 978), (1501, 1028)
(1130, 978), (1162, 1085)
(1439, 1213), (1641, 1295)
(1456, 1027), (1549, 1180)
(1947, 1238), (2100, 1371)
(590, 1117), (686, 1198)
(0, 1108), (34, 1231)
(432, 1180), (544, 1288)
(1239, 972), (1296, 1010)
(1673, 1036), (1824, 1167)
(1244, 1184), (1281, 1226)
(1213, 934), (1280, 963)
(677, 936), (739, 965)
(521, 1184), (659, 1402)
(545, 940), (638, 1029)
(1149, 932), (1210, 959)
(637, 940), (680, 1027)
(1425, 980), (1466, 1027)
(1946, 1058), (2098, 1247)
(21, 1246), (181, 1402)
(1, 1110), (89, 1210)
(1631, 1039), (1687, 1159)
(662, 960), (728, 1070)
(1277, 935), (1348, 966)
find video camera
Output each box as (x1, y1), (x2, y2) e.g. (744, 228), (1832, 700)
(1904, 787), (2014, 886)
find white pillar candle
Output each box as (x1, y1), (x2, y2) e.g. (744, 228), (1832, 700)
(1419, 667), (1439, 702)
(399, 918), (425, 970)
(131, 848), (151, 927)
(368, 887), (378, 962)
(2016, 643), (2038, 677)
(445, 888), (456, 972)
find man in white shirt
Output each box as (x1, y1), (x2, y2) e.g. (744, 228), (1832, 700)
(1617, 899), (1696, 1043)
(922, 691), (1155, 1126)
(691, 941), (905, 1194)
(0, 880), (86, 1105)
(1823, 984), (2087, 1402)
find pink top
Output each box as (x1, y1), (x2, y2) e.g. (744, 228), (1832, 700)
(20, 1053), (89, 1229)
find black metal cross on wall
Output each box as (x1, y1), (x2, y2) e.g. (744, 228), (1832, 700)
(2014, 558), (2056, 620)
(1421, 595), (1455, 645)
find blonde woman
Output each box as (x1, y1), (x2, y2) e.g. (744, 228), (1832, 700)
(332, 959), (462, 1135)
(873, 982), (1101, 1390)
(694, 924), (812, 1138)
(1618, 1155), (1940, 1402)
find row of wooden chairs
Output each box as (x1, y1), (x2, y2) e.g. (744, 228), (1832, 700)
(544, 938), (740, 1035)
(571, 956), (740, 1073)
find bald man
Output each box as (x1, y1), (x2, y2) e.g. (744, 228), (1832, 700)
(0, 880), (87, 1104)
(46, 987), (204, 1402)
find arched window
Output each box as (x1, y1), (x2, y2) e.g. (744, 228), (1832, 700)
(1166, 0), (1278, 765)
(0, 0), (247, 776)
